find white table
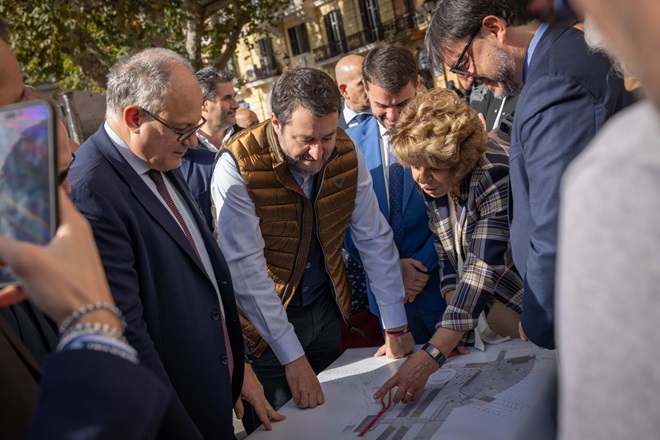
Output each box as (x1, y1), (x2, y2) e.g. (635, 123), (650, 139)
(246, 339), (557, 440)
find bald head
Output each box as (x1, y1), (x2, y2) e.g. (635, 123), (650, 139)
(335, 55), (364, 83)
(235, 108), (259, 129)
(335, 55), (369, 113)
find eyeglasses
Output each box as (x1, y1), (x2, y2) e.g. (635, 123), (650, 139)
(449, 27), (481, 77)
(58, 152), (76, 186)
(140, 107), (206, 143)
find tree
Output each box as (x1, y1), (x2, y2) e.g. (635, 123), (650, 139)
(0, 0), (287, 90)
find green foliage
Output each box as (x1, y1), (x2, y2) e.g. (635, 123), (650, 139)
(0, 0), (287, 91)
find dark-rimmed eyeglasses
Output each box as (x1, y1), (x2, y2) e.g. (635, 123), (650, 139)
(140, 107), (206, 143)
(58, 152), (75, 186)
(449, 27), (481, 77)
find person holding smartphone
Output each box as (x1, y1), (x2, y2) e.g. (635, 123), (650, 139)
(0, 20), (63, 437)
(0, 192), (171, 439)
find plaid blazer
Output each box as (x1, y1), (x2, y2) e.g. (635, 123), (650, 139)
(425, 140), (523, 346)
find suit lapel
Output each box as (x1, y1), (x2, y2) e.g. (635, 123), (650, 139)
(166, 168), (220, 264)
(168, 170), (239, 324)
(402, 168), (417, 212)
(337, 112), (348, 130)
(526, 24), (567, 83)
(93, 131), (209, 276)
(354, 119), (389, 219)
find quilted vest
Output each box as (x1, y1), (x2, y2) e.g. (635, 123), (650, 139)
(221, 121), (358, 357)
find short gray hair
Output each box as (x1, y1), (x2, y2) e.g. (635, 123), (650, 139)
(106, 48), (194, 121)
(195, 67), (235, 101)
(583, 17), (626, 76)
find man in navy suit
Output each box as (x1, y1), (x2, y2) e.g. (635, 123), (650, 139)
(69, 48), (248, 439)
(335, 55), (371, 130)
(179, 67), (242, 231)
(425, 0), (634, 349)
(345, 45), (446, 343)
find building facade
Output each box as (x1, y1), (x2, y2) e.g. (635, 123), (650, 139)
(234, 0), (457, 120)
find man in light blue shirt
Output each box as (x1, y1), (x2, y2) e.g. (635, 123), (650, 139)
(212, 68), (413, 419)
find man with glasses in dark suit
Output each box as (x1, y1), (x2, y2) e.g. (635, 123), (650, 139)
(69, 48), (265, 439)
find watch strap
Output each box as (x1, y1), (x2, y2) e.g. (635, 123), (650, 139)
(421, 342), (446, 367)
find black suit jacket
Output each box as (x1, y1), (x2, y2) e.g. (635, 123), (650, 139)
(0, 314), (41, 439)
(29, 350), (170, 440)
(337, 112), (349, 130)
(70, 126), (244, 439)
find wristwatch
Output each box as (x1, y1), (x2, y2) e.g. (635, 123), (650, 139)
(421, 342), (446, 368)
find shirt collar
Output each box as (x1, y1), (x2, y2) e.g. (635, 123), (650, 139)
(197, 133), (218, 153)
(343, 105), (370, 126)
(524, 21), (549, 82)
(103, 122), (152, 176)
(378, 120), (390, 138)
(343, 105), (359, 124)
(222, 125), (235, 144)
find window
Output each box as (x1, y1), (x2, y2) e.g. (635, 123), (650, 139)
(358, 0), (383, 42)
(288, 24), (310, 56)
(258, 37), (275, 69)
(324, 9), (347, 57)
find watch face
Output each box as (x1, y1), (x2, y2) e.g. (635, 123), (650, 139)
(423, 343), (446, 366)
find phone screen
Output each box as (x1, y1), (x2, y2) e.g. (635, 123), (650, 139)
(0, 100), (58, 287)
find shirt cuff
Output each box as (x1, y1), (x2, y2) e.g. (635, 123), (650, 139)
(60, 334), (139, 364)
(439, 305), (480, 333)
(268, 326), (305, 365)
(378, 302), (408, 330)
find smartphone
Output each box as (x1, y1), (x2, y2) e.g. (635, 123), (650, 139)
(497, 113), (514, 144)
(0, 100), (58, 287)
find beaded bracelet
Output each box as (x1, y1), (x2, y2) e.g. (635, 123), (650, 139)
(384, 325), (410, 338)
(57, 321), (127, 352)
(58, 302), (126, 335)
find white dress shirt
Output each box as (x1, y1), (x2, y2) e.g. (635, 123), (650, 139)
(197, 133), (218, 153)
(377, 121), (395, 207)
(211, 145), (407, 364)
(196, 126), (235, 153)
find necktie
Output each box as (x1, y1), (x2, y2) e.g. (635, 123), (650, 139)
(388, 151), (404, 249)
(148, 170), (234, 377)
(352, 113), (370, 126)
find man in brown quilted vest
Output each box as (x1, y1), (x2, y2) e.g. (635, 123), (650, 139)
(211, 68), (414, 424)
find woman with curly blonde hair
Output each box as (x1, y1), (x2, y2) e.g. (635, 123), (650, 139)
(375, 88), (524, 402)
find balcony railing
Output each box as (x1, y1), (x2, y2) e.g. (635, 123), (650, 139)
(246, 65), (283, 84)
(313, 13), (419, 63)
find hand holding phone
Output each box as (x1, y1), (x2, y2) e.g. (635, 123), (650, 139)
(0, 100), (58, 287)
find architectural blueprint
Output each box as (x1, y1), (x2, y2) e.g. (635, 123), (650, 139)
(247, 339), (557, 440)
